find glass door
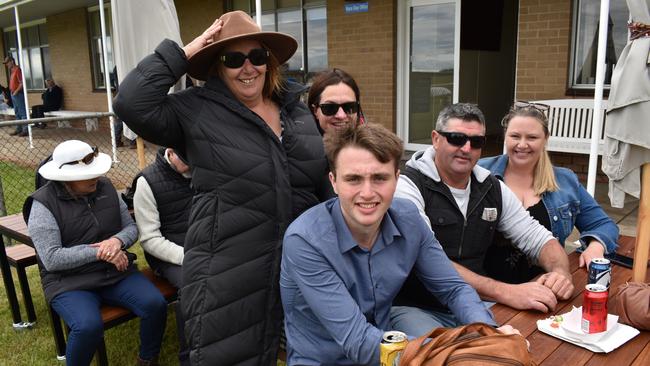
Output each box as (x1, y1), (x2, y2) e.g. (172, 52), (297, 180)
(397, 0), (460, 150)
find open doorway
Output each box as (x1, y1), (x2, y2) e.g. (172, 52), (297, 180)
(397, 0), (518, 154)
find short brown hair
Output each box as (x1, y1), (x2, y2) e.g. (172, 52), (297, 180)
(324, 123), (403, 175)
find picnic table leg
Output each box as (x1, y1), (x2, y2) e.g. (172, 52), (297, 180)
(15, 263), (36, 324)
(0, 234), (26, 328)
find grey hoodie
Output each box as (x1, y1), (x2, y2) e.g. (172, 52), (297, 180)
(395, 146), (553, 262)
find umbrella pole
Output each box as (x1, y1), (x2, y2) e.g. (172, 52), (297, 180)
(136, 137), (146, 170)
(633, 163), (650, 282)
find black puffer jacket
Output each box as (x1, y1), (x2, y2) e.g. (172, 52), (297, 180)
(114, 39), (330, 366)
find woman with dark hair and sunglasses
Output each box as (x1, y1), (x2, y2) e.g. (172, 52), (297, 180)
(113, 10), (330, 366)
(479, 102), (619, 283)
(22, 140), (167, 366)
(308, 68), (365, 134)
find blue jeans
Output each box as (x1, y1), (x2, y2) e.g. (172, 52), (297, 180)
(11, 92), (26, 133)
(390, 302), (496, 337)
(50, 272), (167, 365)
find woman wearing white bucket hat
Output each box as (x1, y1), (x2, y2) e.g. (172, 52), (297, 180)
(22, 140), (167, 366)
(114, 10), (330, 365)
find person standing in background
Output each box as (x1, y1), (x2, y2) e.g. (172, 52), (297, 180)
(4, 56), (27, 136)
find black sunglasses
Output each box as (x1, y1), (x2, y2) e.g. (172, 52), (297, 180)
(220, 48), (270, 69)
(437, 131), (486, 149)
(513, 100), (550, 113)
(58, 147), (99, 169)
(317, 102), (360, 116)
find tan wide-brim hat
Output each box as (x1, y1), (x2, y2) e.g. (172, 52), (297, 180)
(39, 140), (112, 182)
(187, 10), (298, 81)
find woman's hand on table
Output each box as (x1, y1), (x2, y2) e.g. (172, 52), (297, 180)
(579, 241), (606, 269)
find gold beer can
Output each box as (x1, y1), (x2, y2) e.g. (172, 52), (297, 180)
(380, 331), (407, 366)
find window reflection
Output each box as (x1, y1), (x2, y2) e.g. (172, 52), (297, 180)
(89, 7), (115, 90)
(409, 3), (455, 145)
(571, 0), (627, 88)
(3, 23), (51, 90)
(236, 1), (327, 83)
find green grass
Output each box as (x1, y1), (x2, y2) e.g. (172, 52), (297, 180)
(0, 244), (184, 365)
(0, 161), (35, 215)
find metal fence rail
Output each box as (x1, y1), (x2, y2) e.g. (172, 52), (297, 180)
(0, 117), (155, 217)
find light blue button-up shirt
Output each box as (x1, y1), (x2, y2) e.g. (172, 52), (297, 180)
(280, 197), (496, 365)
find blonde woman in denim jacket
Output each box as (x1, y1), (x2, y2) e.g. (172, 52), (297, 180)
(479, 102), (618, 283)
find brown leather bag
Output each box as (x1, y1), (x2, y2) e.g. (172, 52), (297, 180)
(615, 282), (650, 330)
(399, 323), (535, 366)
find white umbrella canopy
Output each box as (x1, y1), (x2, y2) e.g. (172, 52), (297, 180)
(111, 0), (186, 167)
(602, 0), (650, 281)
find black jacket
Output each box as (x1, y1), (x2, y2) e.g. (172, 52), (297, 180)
(114, 39), (330, 366)
(394, 166), (503, 311)
(139, 148), (193, 248)
(23, 178), (136, 302)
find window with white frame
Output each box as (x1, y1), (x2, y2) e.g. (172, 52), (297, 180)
(3, 22), (51, 90)
(569, 0), (628, 89)
(88, 5), (115, 90)
(229, 0), (328, 83)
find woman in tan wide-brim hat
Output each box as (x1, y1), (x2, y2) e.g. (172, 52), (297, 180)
(113, 10), (331, 366)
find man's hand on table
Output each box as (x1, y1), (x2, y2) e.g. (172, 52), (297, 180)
(498, 282), (558, 312)
(536, 271), (574, 300)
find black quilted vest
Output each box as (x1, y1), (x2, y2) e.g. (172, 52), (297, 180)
(23, 177), (135, 302)
(394, 166), (502, 311)
(140, 148), (192, 247)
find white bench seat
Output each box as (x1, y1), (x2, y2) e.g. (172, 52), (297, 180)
(43, 110), (99, 131)
(533, 99), (607, 155)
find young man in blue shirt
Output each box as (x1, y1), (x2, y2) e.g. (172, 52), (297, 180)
(280, 124), (520, 365)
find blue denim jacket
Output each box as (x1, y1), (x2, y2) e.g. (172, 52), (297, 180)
(479, 155), (619, 254)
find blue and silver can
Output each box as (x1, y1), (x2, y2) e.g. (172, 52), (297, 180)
(588, 258), (611, 288)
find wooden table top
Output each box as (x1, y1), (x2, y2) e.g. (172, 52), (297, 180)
(1, 214), (648, 364)
(0, 213), (31, 245)
(492, 235), (650, 365)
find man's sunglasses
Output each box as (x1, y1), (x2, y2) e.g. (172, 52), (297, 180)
(437, 131), (486, 149)
(513, 100), (550, 113)
(59, 147), (99, 169)
(220, 48), (270, 69)
(317, 102), (360, 116)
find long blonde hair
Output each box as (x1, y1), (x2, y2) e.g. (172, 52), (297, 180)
(501, 105), (558, 195)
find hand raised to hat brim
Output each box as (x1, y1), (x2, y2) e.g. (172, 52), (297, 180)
(183, 18), (223, 59)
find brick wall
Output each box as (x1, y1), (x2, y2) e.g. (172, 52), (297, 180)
(327, 0), (396, 130)
(47, 8), (109, 112)
(515, 0), (608, 179)
(175, 0), (224, 46)
(515, 0), (571, 101)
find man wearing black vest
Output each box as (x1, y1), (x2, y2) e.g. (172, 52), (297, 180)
(134, 147), (192, 366)
(391, 103), (574, 337)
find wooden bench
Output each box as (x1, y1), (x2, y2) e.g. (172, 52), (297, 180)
(0, 213), (38, 329)
(5, 244), (37, 327)
(50, 267), (178, 365)
(533, 99), (608, 155)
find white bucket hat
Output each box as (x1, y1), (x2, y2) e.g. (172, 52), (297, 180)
(39, 140), (112, 182)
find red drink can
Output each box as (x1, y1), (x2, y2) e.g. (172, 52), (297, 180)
(582, 284), (608, 333)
